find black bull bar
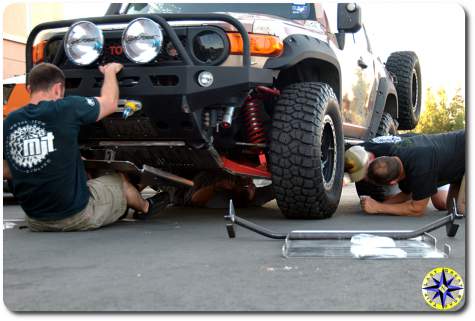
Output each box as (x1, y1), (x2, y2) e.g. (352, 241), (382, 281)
(25, 14), (274, 111)
(25, 13), (274, 142)
(26, 13), (254, 71)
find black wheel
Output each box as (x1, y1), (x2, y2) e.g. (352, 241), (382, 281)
(355, 113), (397, 202)
(386, 51), (422, 130)
(376, 113), (398, 137)
(269, 82), (344, 219)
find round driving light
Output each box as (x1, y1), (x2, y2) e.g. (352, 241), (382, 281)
(193, 30), (226, 64)
(64, 21), (103, 66)
(197, 71), (214, 87)
(122, 18), (163, 64)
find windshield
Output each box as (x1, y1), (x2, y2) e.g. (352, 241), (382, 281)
(126, 3), (315, 21)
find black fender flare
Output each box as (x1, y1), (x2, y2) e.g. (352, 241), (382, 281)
(364, 77), (399, 140)
(264, 34), (341, 100)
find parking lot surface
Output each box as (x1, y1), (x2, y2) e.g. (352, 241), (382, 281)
(2, 185), (465, 311)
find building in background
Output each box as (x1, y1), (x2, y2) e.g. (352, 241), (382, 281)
(3, 3), (64, 79)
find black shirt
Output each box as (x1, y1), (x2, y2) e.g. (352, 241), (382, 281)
(3, 96), (100, 220)
(362, 130), (465, 200)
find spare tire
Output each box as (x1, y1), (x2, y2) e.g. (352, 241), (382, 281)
(355, 113), (398, 202)
(385, 51), (422, 130)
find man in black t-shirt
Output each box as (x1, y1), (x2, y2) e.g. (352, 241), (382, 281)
(355, 131), (465, 216)
(3, 63), (165, 231)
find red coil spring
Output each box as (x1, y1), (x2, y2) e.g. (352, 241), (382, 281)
(243, 96), (267, 145)
(242, 87), (280, 146)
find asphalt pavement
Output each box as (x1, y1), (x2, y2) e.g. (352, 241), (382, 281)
(2, 185), (466, 311)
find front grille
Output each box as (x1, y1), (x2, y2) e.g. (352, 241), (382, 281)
(100, 39), (130, 65)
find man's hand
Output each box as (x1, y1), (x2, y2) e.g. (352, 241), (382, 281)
(360, 195), (380, 214)
(96, 63), (123, 121)
(360, 195), (429, 216)
(99, 62), (123, 75)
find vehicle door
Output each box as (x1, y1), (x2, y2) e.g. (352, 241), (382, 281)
(340, 25), (376, 137)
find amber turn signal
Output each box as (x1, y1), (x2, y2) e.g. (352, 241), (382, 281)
(32, 40), (47, 64)
(227, 32), (283, 57)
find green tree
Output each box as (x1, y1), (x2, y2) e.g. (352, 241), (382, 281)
(449, 88), (465, 130)
(346, 69), (367, 125)
(414, 87), (465, 134)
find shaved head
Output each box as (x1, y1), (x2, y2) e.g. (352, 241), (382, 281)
(367, 156), (402, 185)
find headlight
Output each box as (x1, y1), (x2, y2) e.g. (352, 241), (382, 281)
(64, 21), (103, 66)
(192, 30), (228, 65)
(122, 18), (163, 64)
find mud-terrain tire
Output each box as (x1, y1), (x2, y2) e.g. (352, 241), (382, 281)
(355, 113), (398, 202)
(269, 82), (344, 219)
(375, 112), (398, 137)
(386, 51), (421, 130)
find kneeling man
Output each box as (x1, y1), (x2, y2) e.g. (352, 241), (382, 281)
(352, 130), (465, 216)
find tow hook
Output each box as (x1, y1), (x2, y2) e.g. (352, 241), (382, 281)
(121, 100), (142, 119)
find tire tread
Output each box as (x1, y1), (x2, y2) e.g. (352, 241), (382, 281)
(386, 51), (421, 130)
(269, 82), (343, 219)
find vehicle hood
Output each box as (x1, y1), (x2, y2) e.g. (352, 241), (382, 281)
(33, 12), (326, 43)
(167, 12), (326, 40)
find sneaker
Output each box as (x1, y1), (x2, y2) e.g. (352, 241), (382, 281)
(133, 192), (170, 220)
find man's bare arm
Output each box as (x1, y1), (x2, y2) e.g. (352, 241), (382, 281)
(383, 192), (411, 204)
(361, 196), (430, 216)
(3, 160), (12, 180)
(96, 63), (123, 121)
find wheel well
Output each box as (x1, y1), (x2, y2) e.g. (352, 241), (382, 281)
(384, 93), (398, 119)
(276, 58), (341, 102)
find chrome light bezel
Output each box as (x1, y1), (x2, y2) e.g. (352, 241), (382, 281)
(122, 18), (163, 64)
(64, 21), (104, 66)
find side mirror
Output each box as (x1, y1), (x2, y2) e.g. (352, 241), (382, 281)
(337, 3), (362, 33)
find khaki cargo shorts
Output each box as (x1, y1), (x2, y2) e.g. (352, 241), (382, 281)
(27, 174), (127, 232)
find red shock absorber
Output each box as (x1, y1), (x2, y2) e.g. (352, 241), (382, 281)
(242, 86), (280, 146)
